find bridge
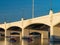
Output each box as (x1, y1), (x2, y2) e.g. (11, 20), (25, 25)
(0, 10), (60, 45)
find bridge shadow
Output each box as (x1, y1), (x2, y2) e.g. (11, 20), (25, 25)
(50, 41), (60, 45)
(50, 35), (60, 45)
(50, 35), (60, 41)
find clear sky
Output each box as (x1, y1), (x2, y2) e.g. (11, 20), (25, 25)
(0, 0), (60, 23)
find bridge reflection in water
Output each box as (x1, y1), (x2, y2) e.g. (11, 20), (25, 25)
(0, 38), (60, 45)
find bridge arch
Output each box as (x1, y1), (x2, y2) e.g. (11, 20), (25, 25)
(10, 32), (20, 35)
(0, 28), (5, 32)
(29, 32), (41, 45)
(7, 26), (22, 31)
(24, 23), (50, 31)
(24, 23), (50, 29)
(0, 28), (5, 43)
(29, 32), (41, 35)
(6, 26), (22, 45)
(24, 23), (50, 45)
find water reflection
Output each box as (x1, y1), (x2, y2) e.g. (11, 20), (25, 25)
(0, 37), (60, 45)
(50, 41), (60, 45)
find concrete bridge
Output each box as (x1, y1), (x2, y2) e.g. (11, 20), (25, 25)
(0, 10), (60, 45)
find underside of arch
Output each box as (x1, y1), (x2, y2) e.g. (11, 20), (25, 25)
(10, 32), (20, 35)
(29, 32), (41, 35)
(7, 26), (22, 31)
(25, 23), (50, 31)
(0, 28), (5, 32)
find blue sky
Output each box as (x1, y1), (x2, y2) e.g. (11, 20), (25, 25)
(0, 0), (60, 23)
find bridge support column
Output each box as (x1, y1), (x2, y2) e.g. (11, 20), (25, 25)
(21, 18), (24, 45)
(4, 22), (7, 45)
(49, 9), (54, 41)
(50, 25), (53, 41)
(21, 18), (28, 45)
(22, 28), (28, 45)
(41, 33), (43, 45)
(20, 33), (22, 45)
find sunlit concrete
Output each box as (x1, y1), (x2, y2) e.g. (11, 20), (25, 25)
(0, 10), (60, 45)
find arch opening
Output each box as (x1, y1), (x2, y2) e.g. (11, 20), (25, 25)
(25, 23), (50, 31)
(7, 26), (22, 45)
(29, 32), (41, 35)
(0, 28), (5, 32)
(29, 32), (41, 45)
(0, 28), (5, 41)
(7, 26), (22, 31)
(24, 23), (50, 45)
(10, 32), (20, 35)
